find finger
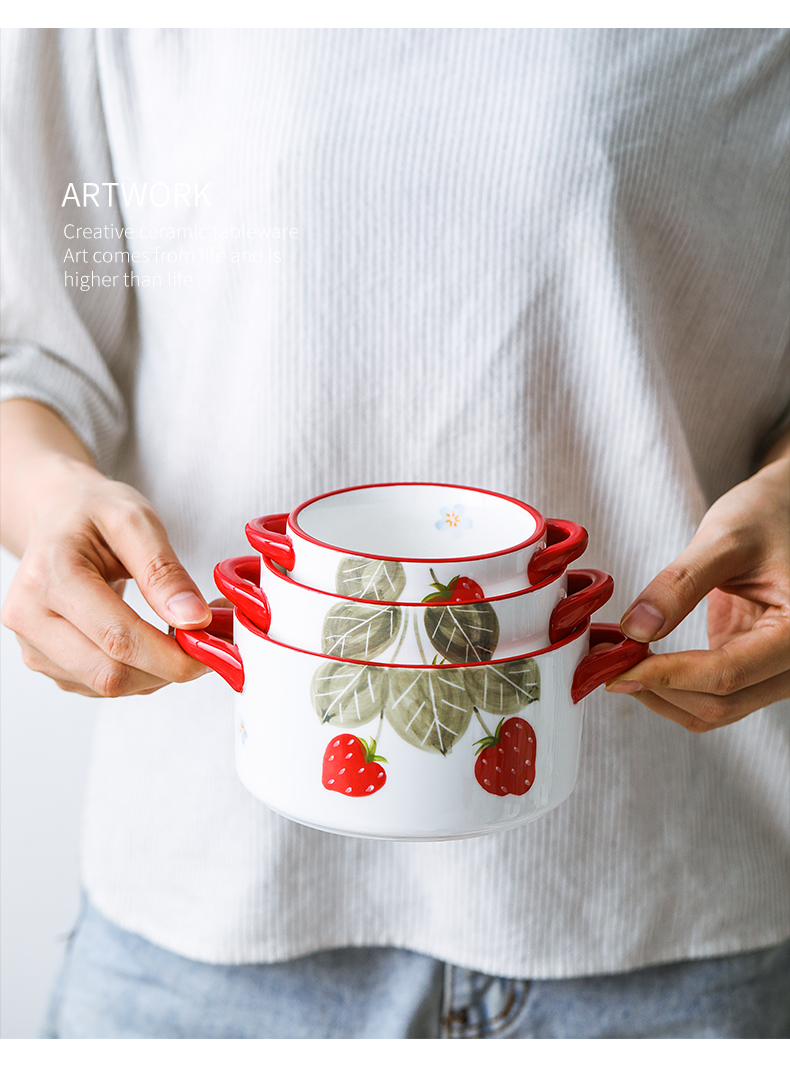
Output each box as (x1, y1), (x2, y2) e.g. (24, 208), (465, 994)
(94, 500), (211, 629)
(16, 633), (104, 695)
(623, 688), (731, 733)
(606, 616), (790, 696)
(17, 645), (164, 698)
(625, 670), (790, 732)
(47, 569), (210, 687)
(620, 529), (746, 643)
(15, 618), (174, 698)
(170, 598), (233, 636)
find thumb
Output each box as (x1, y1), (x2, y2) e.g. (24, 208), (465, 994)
(162, 582), (213, 628)
(620, 528), (743, 643)
(102, 503), (212, 629)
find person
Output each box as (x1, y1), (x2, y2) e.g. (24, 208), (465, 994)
(1, 27), (788, 1039)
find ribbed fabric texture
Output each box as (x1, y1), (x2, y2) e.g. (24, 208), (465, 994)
(2, 28), (788, 977)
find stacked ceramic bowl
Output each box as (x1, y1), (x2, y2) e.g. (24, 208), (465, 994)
(176, 483), (648, 840)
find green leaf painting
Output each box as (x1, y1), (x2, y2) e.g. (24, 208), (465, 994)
(308, 562), (539, 761)
(385, 667), (473, 755)
(334, 557), (407, 602)
(310, 661), (389, 727)
(463, 658), (540, 717)
(321, 601), (402, 660)
(423, 601), (499, 663)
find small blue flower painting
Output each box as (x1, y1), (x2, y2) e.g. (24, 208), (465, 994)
(435, 503), (473, 537)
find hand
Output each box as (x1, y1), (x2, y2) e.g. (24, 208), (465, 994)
(1, 402), (213, 697)
(605, 452), (790, 732)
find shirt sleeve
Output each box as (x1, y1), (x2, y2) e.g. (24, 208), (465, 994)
(0, 28), (131, 472)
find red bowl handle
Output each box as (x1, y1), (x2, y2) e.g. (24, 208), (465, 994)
(571, 622), (649, 704)
(174, 608), (244, 693)
(548, 569), (614, 644)
(527, 519), (588, 585)
(245, 513), (295, 571)
(214, 556), (271, 633)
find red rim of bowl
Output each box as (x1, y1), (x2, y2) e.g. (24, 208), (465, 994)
(287, 481), (547, 564)
(259, 552), (565, 606)
(234, 606), (588, 667)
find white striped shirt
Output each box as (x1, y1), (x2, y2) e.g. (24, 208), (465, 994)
(2, 28), (788, 975)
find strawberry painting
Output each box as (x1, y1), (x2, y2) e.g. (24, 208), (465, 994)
(422, 571), (485, 604)
(310, 565), (540, 796)
(322, 733), (388, 797)
(473, 713), (537, 796)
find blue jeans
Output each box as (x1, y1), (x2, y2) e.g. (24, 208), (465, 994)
(44, 897), (790, 1038)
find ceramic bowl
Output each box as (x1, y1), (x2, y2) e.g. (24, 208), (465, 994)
(245, 483), (588, 601)
(214, 554), (615, 663)
(175, 609), (648, 840)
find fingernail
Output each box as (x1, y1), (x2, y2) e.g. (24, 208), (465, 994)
(167, 592), (210, 627)
(605, 679), (643, 694)
(621, 602), (665, 641)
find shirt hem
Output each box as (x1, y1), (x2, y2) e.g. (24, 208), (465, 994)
(82, 885), (790, 981)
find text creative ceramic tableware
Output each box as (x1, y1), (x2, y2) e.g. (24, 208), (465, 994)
(214, 554), (615, 663)
(245, 483), (588, 601)
(176, 610), (648, 840)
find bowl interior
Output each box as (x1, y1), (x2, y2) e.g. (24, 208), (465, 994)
(293, 483), (540, 559)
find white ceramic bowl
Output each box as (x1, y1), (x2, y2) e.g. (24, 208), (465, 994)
(214, 554), (615, 663)
(245, 483), (588, 601)
(176, 610), (648, 840)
